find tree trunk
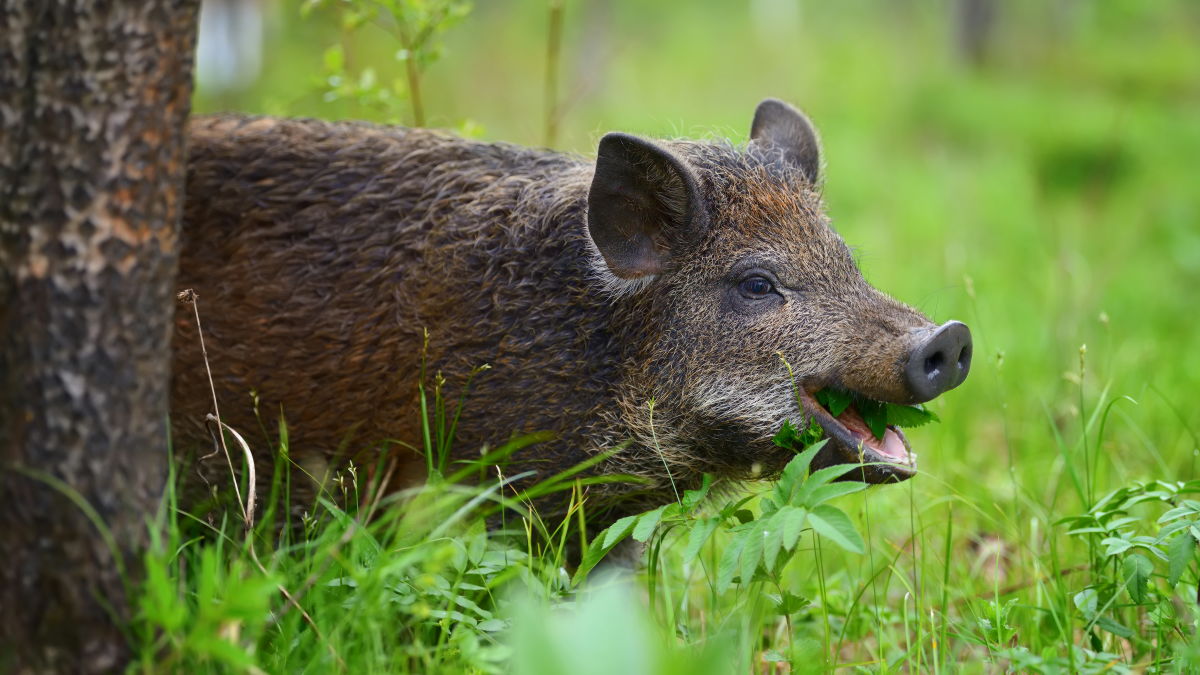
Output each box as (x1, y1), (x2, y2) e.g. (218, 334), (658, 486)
(0, 1), (198, 671)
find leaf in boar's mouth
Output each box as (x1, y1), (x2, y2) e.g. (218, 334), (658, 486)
(814, 389), (853, 417)
(815, 388), (940, 441)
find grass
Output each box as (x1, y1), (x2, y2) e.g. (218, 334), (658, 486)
(137, 1), (1200, 671)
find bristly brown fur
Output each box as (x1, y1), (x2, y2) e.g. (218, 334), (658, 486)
(172, 114), (936, 524)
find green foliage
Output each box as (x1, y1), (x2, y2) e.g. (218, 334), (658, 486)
(578, 440), (869, 599)
(1055, 479), (1200, 651)
(302, 0), (471, 125)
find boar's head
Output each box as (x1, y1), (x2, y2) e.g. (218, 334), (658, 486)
(587, 99), (972, 485)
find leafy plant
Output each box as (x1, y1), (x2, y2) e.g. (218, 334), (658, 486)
(1058, 479), (1200, 648)
(304, 0), (472, 125)
(576, 438), (869, 594)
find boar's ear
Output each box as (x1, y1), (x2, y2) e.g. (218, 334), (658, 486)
(588, 132), (704, 279)
(750, 98), (822, 184)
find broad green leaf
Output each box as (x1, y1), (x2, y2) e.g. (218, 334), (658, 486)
(717, 533), (748, 592)
(762, 518), (785, 573)
(780, 506), (808, 551)
(682, 517), (720, 564)
(1104, 516), (1141, 531)
(856, 398), (888, 440)
(805, 481), (869, 507)
(573, 542), (611, 585)
(1130, 535), (1168, 562)
(1101, 537), (1133, 557)
(602, 515), (638, 550)
(1158, 519), (1194, 539)
(1168, 528), (1196, 587)
(794, 462), (860, 507)
(776, 439), (827, 503)
(807, 504), (865, 554)
(1122, 553), (1154, 604)
(885, 403), (939, 428)
(740, 521), (766, 585)
(1073, 588), (1097, 617)
(682, 474), (713, 510)
(632, 505), (667, 543)
(815, 389), (853, 417)
(1159, 501), (1200, 523)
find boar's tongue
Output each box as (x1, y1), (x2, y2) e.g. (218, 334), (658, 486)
(835, 404), (909, 461)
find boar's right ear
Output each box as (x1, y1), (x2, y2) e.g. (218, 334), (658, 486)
(750, 98), (822, 184)
(587, 132), (704, 279)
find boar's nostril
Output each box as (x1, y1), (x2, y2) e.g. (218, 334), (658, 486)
(956, 344), (973, 377)
(924, 352), (945, 378)
(905, 320), (973, 403)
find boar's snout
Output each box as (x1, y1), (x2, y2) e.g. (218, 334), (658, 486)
(903, 320), (972, 403)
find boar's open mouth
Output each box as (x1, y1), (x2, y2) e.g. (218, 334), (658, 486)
(795, 388), (917, 484)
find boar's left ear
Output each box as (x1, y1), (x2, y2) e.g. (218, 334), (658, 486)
(588, 132), (705, 279)
(750, 98), (822, 184)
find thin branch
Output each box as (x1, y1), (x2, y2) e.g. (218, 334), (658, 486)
(178, 289), (251, 529)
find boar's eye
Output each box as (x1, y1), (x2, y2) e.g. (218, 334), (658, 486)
(738, 275), (775, 298)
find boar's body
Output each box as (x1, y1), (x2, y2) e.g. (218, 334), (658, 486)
(176, 117), (628, 504)
(173, 104), (971, 523)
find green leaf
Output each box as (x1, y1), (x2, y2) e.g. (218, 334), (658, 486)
(772, 419), (801, 449)
(885, 403), (939, 428)
(1158, 519), (1194, 538)
(762, 517), (785, 573)
(780, 506), (808, 551)
(682, 517), (720, 564)
(795, 463), (861, 507)
(815, 389), (853, 417)
(1101, 536), (1133, 557)
(717, 534), (748, 592)
(807, 504), (865, 554)
(682, 474), (713, 510)
(776, 439), (828, 503)
(740, 521), (766, 585)
(1159, 501), (1200, 524)
(1073, 587), (1098, 617)
(857, 399), (888, 440)
(805, 481), (869, 507)
(632, 505), (667, 543)
(1122, 553), (1154, 604)
(773, 591), (809, 615)
(603, 515), (638, 550)
(1168, 528), (1196, 587)
(1095, 616), (1134, 639)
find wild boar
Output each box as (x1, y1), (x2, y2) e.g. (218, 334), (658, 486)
(173, 99), (971, 524)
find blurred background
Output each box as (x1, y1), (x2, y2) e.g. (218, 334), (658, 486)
(192, 0), (1199, 574)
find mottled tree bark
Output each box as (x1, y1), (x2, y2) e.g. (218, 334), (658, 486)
(0, 1), (198, 672)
